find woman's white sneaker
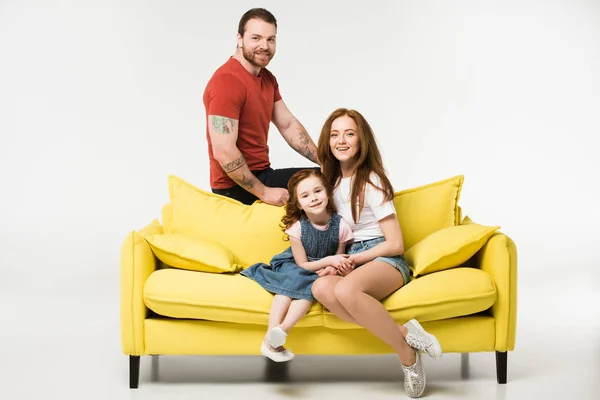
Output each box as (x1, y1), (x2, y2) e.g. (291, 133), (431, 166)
(404, 319), (443, 359)
(402, 350), (426, 398)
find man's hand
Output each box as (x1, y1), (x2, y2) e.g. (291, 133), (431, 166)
(261, 187), (290, 206)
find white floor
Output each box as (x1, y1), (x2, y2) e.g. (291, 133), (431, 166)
(2, 269), (599, 399)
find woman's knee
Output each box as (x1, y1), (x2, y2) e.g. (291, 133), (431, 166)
(312, 278), (336, 303)
(334, 281), (361, 307)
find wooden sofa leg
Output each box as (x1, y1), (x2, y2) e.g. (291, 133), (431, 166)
(130, 356), (140, 389)
(495, 351), (507, 384)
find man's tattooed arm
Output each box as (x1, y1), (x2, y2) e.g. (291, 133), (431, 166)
(209, 114), (262, 194)
(221, 156), (246, 173)
(294, 129), (319, 164)
(281, 119), (319, 164)
(211, 116), (236, 134)
(220, 156), (259, 193)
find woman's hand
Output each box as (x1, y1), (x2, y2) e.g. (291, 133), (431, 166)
(336, 255), (355, 276)
(327, 254), (350, 269)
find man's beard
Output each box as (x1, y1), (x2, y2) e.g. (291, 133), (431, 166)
(241, 44), (273, 68)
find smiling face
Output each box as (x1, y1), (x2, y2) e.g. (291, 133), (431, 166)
(330, 115), (360, 168)
(295, 175), (329, 219)
(237, 18), (276, 71)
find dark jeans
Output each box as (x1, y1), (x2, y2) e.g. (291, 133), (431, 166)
(212, 167), (319, 205)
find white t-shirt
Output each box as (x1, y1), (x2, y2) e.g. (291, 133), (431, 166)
(285, 217), (354, 244)
(333, 173), (396, 242)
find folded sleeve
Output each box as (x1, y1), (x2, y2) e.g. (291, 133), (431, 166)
(338, 218), (354, 243)
(284, 221), (302, 240)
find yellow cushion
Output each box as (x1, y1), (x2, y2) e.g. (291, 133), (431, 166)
(404, 223), (500, 277)
(393, 175), (464, 250)
(166, 175), (289, 268)
(143, 268), (324, 327)
(324, 267), (496, 328)
(461, 215), (474, 225)
(141, 233), (239, 273)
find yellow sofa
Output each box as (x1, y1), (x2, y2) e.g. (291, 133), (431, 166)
(120, 174), (517, 388)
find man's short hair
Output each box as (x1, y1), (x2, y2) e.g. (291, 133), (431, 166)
(238, 8), (277, 36)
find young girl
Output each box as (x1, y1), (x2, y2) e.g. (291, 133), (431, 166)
(311, 108), (442, 398)
(241, 169), (354, 362)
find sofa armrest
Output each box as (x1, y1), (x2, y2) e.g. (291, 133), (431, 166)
(120, 220), (162, 356)
(475, 232), (518, 352)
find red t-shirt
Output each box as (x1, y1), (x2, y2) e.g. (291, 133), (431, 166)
(203, 57), (282, 189)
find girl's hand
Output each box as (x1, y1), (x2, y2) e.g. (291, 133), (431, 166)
(328, 254), (350, 268)
(316, 266), (338, 277)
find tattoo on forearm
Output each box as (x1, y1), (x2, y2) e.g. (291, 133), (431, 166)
(295, 130), (318, 163)
(211, 116), (235, 134)
(222, 156), (256, 190)
(237, 173), (256, 190)
(221, 156), (246, 173)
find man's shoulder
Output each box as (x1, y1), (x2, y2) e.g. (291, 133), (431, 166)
(208, 62), (244, 85)
(259, 67), (278, 83)
(205, 62), (246, 96)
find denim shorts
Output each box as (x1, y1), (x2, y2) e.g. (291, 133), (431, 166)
(346, 237), (412, 285)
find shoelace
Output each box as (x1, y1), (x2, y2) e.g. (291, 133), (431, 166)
(405, 368), (419, 391)
(409, 332), (431, 347)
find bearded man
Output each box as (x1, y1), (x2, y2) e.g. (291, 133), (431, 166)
(203, 8), (320, 206)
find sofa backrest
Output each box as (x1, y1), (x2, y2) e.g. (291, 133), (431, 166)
(163, 174), (464, 267)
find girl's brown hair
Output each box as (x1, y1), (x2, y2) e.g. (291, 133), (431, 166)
(281, 169), (336, 234)
(317, 108), (394, 223)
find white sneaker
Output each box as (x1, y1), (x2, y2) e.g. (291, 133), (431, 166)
(404, 319), (443, 359)
(260, 342), (295, 363)
(402, 350), (426, 398)
(267, 326), (288, 348)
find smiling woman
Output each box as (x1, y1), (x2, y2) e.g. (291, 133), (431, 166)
(313, 108), (441, 398)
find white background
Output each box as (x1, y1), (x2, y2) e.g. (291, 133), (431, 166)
(1, 1), (600, 398)
(1, 0), (599, 291)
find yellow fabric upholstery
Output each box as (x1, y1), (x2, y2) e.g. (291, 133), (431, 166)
(143, 315), (495, 356)
(476, 233), (518, 351)
(161, 203), (172, 233)
(143, 269), (324, 327)
(324, 268), (496, 329)
(167, 175), (288, 268)
(404, 223), (501, 277)
(141, 233), (239, 273)
(393, 175), (464, 250)
(120, 219), (162, 356)
(143, 267), (494, 328)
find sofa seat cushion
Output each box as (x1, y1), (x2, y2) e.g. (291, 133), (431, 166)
(324, 268), (497, 328)
(143, 268), (324, 327)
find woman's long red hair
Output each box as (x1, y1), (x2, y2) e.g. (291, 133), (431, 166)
(317, 108), (394, 223)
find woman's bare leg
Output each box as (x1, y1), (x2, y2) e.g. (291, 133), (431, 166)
(333, 261), (415, 366)
(311, 276), (359, 325)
